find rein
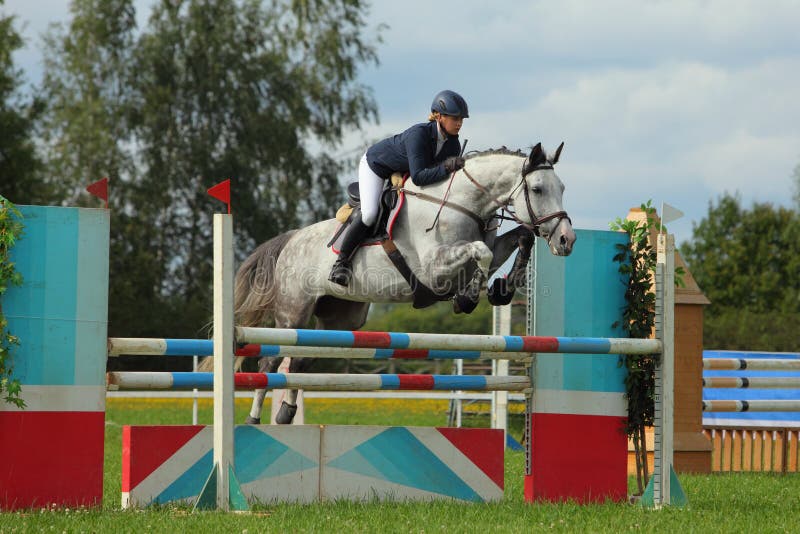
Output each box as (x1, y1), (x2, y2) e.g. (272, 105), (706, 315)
(401, 189), (486, 230)
(402, 164), (570, 237)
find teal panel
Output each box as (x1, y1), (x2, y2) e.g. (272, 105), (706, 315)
(531, 241), (566, 389)
(4, 206), (109, 386)
(74, 209), (110, 386)
(326, 427), (482, 501)
(533, 230), (628, 394)
(7, 207), (78, 385)
(234, 426), (317, 482)
(157, 450), (213, 503)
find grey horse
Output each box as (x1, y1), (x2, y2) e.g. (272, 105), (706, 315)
(205, 143), (576, 424)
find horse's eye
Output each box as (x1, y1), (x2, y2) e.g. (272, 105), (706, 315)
(531, 186), (542, 194)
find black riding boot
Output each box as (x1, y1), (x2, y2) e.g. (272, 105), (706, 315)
(329, 214), (371, 287)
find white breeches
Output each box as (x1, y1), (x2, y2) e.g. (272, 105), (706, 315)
(358, 153), (385, 226)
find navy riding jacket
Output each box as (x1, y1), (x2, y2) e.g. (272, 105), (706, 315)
(366, 121), (461, 186)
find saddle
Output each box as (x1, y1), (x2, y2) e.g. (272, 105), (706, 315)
(327, 174), (450, 310)
(329, 173), (405, 248)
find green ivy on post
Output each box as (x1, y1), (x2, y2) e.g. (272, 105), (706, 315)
(0, 195), (25, 409)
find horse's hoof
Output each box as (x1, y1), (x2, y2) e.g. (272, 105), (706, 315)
(487, 278), (514, 306)
(245, 416), (261, 425)
(453, 294), (479, 315)
(275, 401), (298, 424)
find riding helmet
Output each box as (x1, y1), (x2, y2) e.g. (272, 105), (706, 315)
(431, 90), (469, 118)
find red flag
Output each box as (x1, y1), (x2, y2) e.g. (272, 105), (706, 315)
(207, 179), (231, 214)
(86, 177), (109, 209)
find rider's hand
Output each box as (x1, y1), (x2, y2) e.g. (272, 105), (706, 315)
(444, 156), (465, 173)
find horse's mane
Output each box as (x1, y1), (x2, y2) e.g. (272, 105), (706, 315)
(465, 146), (527, 160)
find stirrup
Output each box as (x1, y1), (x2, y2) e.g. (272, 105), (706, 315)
(329, 260), (352, 287)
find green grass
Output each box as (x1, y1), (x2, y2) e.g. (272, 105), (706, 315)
(3, 398), (800, 533)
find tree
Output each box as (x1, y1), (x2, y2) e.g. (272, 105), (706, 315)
(38, 0), (380, 341)
(37, 0), (174, 347)
(38, 0), (137, 204)
(680, 194), (800, 350)
(0, 7), (44, 203)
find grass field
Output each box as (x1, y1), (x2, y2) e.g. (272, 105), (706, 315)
(2, 397), (800, 533)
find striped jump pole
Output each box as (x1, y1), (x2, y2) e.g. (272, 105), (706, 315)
(702, 400), (800, 412)
(235, 328), (662, 355)
(703, 377), (800, 389)
(107, 337), (533, 361)
(703, 359), (800, 371)
(106, 371), (530, 392)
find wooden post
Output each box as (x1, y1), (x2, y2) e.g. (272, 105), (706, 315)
(642, 233), (686, 506)
(492, 304), (512, 438)
(194, 213), (247, 511)
(214, 214), (234, 510)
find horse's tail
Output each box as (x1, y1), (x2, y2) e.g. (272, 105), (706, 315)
(197, 230), (296, 373)
(235, 230), (297, 327)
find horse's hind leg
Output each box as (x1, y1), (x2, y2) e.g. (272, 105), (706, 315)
(272, 356), (309, 424)
(245, 356), (282, 424)
(272, 297), (370, 424)
(245, 302), (315, 425)
(313, 296), (370, 331)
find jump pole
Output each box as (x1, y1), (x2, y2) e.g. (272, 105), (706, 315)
(107, 338), (534, 361)
(106, 371), (531, 391)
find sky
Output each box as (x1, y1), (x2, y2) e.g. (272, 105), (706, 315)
(3, 0), (800, 245)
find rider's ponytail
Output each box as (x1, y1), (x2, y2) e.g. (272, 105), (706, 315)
(428, 111), (440, 122)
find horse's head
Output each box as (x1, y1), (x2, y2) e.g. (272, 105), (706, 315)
(512, 143), (576, 256)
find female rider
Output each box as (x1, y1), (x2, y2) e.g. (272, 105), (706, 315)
(329, 89), (469, 286)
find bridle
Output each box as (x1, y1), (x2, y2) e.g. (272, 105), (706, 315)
(465, 164), (570, 238)
(402, 163), (570, 240)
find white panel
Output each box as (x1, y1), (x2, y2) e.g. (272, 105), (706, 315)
(0, 385), (106, 412)
(533, 388), (627, 417)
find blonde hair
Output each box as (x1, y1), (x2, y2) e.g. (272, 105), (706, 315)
(428, 111), (440, 122)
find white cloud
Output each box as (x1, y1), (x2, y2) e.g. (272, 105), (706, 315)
(369, 0), (800, 62)
(691, 130), (798, 198)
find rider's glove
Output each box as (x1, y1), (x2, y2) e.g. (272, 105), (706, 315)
(443, 156), (465, 173)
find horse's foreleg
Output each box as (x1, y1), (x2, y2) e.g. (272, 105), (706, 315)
(425, 241), (493, 288)
(487, 230), (534, 306)
(423, 241), (493, 313)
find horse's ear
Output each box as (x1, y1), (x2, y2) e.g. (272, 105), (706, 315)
(552, 142), (564, 164)
(528, 143), (544, 166)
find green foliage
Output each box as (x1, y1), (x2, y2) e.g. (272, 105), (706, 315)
(609, 201), (659, 493)
(364, 301), (493, 336)
(704, 309), (800, 353)
(0, 195), (25, 408)
(680, 193), (800, 350)
(0, 9), (45, 204)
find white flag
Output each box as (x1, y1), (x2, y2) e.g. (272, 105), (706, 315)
(661, 202), (684, 224)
